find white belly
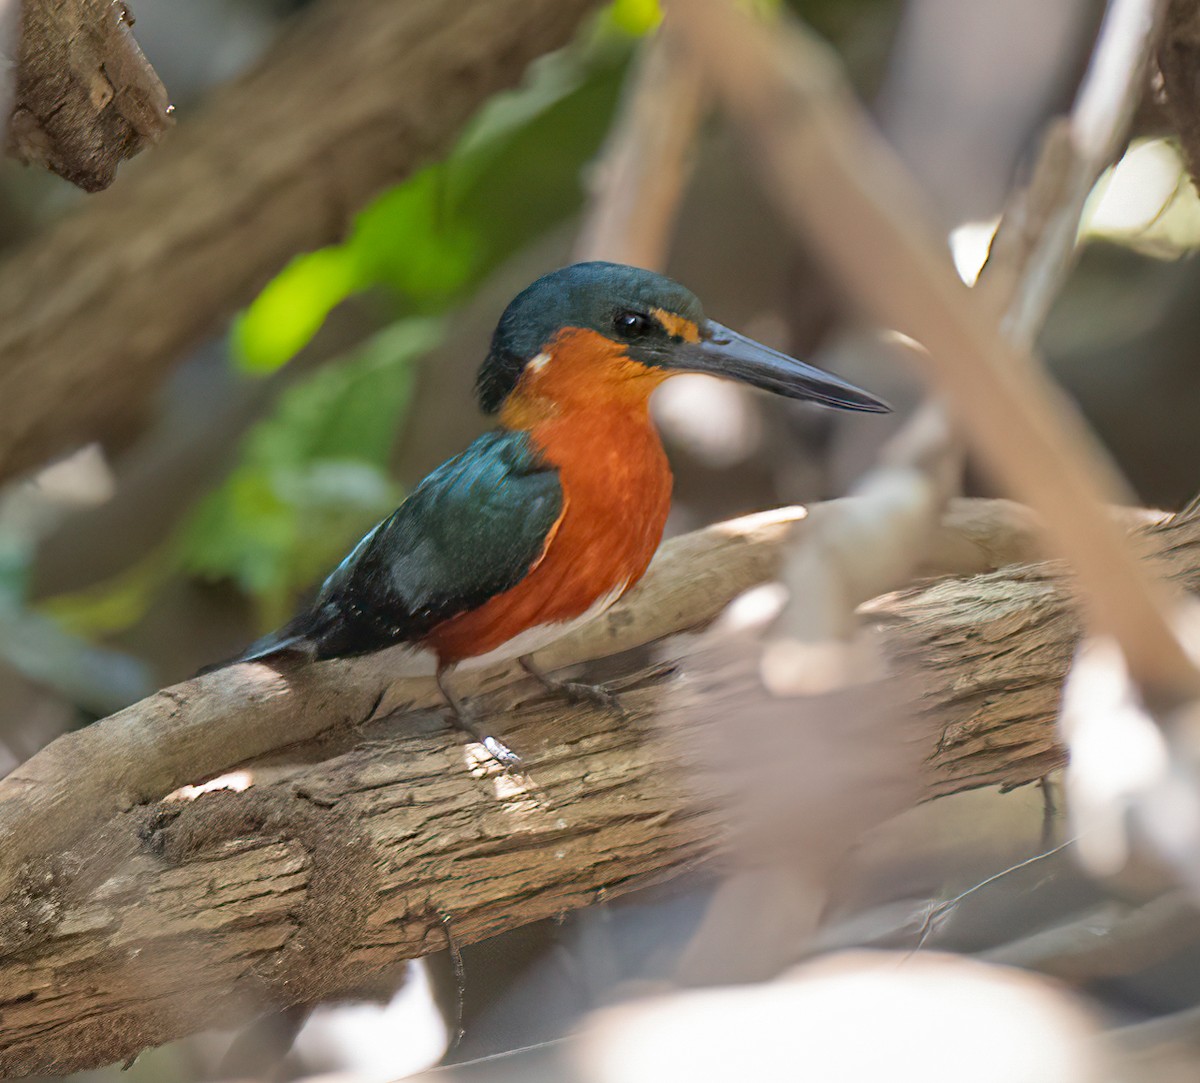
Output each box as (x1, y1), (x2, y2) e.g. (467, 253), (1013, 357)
(381, 581), (628, 676)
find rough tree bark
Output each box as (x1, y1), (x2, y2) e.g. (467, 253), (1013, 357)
(0, 0), (603, 483)
(1158, 0), (1200, 194)
(0, 508), (810, 900)
(890, 507), (1200, 795)
(0, 679), (723, 1077)
(0, 498), (1194, 1075)
(8, 0), (172, 190)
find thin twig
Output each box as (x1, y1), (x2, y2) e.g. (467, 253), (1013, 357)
(910, 837), (1081, 955)
(1157, 0), (1200, 197)
(754, 0), (1161, 679)
(981, 0), (1168, 341)
(574, 26), (707, 268)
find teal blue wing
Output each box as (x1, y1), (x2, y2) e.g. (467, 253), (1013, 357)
(238, 430), (563, 661)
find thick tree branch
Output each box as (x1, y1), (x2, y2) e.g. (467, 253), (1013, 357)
(0, 499), (1194, 1074)
(8, 0), (172, 190)
(0, 507), (805, 908)
(886, 507), (1200, 797)
(0, 682), (723, 1077)
(0, 0), (602, 483)
(0, 498), (1168, 899)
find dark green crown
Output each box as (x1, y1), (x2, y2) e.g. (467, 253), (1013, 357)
(476, 261), (705, 414)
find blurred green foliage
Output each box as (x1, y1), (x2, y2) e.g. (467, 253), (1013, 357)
(47, 320), (443, 636)
(180, 319), (441, 627)
(606, 0), (663, 33)
(233, 10), (639, 374)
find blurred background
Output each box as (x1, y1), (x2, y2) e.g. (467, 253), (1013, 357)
(6, 0), (1200, 1079)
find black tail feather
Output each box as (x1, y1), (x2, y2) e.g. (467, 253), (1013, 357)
(195, 617), (319, 676)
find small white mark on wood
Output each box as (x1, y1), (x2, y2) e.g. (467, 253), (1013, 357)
(165, 770), (254, 802)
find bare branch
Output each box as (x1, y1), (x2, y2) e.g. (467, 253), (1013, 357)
(1157, 0), (1200, 196)
(0, 498), (1197, 1071)
(0, 683), (723, 1077)
(573, 28), (706, 267)
(0, 507), (804, 912)
(984, 888), (1200, 980)
(712, 0), (1161, 704)
(982, 0), (1167, 341)
(0, 499), (1168, 914)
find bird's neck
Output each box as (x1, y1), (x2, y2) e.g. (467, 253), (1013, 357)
(498, 327), (668, 429)
(497, 327), (674, 524)
(513, 400), (666, 483)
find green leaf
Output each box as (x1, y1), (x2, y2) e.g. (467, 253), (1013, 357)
(206, 3), (640, 621)
(179, 318), (441, 626)
(232, 17), (631, 371)
(605, 0), (663, 34)
(346, 168), (484, 306)
(247, 318), (442, 466)
(184, 460), (399, 629)
(232, 247), (364, 375)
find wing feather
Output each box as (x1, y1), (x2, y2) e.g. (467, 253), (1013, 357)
(237, 430), (562, 662)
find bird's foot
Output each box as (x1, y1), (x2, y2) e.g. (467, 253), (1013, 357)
(556, 678), (628, 717)
(520, 657), (628, 719)
(454, 711), (522, 771)
(436, 669), (521, 770)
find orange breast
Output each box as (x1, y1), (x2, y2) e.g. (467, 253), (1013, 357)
(425, 329), (673, 665)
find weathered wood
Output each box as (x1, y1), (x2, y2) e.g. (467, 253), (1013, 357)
(8, 497), (1129, 913)
(0, 500), (1196, 1075)
(8, 0), (172, 190)
(0, 507), (806, 913)
(0, 679), (719, 1076)
(884, 507), (1200, 796)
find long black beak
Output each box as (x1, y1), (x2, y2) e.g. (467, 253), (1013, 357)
(668, 320), (890, 413)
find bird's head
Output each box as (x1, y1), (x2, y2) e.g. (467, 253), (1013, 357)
(477, 261), (890, 424)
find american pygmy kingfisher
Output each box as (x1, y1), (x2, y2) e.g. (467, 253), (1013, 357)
(232, 261), (889, 757)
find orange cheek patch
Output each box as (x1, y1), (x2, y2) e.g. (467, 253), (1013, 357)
(652, 309), (701, 343)
(502, 328), (669, 422)
(611, 355), (670, 384)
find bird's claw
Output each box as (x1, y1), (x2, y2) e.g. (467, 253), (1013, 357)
(556, 679), (629, 718)
(479, 733), (522, 771)
(437, 670), (523, 770)
(519, 657), (629, 718)
(452, 710), (522, 771)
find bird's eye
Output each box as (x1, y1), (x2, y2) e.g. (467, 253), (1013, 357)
(613, 311), (654, 338)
